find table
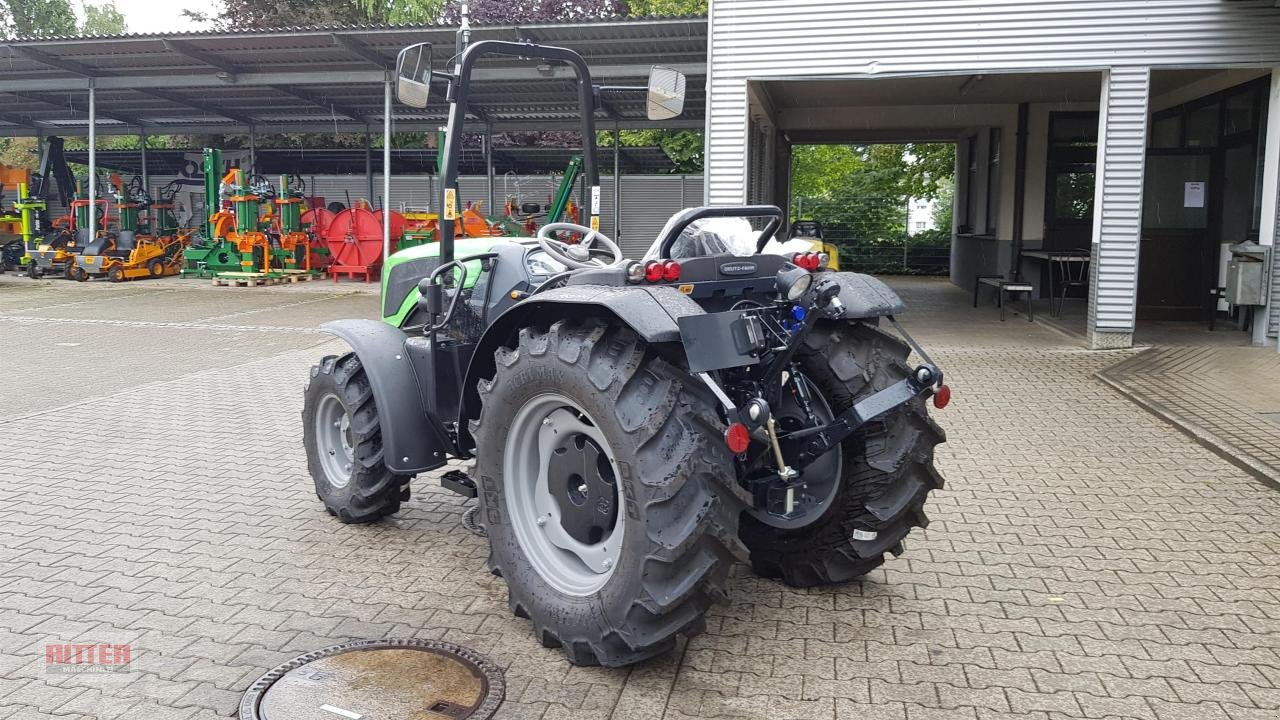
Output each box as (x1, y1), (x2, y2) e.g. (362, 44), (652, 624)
(1021, 250), (1091, 316)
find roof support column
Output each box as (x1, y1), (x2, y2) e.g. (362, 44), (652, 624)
(365, 127), (374, 205)
(248, 125), (257, 173)
(139, 130), (149, 199)
(1086, 68), (1150, 350)
(485, 123), (495, 216)
(88, 80), (96, 230)
(382, 77), (392, 264)
(612, 125), (620, 241)
(1260, 69), (1280, 347)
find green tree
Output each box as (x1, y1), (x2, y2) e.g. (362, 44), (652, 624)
(626, 0), (705, 14)
(790, 143), (956, 273)
(1, 0), (78, 38)
(81, 1), (127, 35)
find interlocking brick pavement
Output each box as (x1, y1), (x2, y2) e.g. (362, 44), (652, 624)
(1099, 345), (1280, 488)
(0, 274), (1277, 719)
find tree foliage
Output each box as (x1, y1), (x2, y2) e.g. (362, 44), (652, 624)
(81, 2), (126, 35)
(0, 0), (77, 38)
(0, 0), (128, 37)
(627, 0), (704, 15)
(791, 143), (955, 254)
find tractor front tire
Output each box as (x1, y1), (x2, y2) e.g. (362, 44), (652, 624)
(303, 353), (409, 523)
(738, 321), (946, 587)
(474, 319), (740, 667)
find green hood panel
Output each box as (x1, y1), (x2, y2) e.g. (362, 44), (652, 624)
(381, 237), (521, 327)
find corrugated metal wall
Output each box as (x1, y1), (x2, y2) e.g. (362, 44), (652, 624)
(143, 173), (701, 260)
(1087, 68), (1150, 339)
(708, 0), (1280, 343)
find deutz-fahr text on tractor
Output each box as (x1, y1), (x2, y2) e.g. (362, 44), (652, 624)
(302, 40), (948, 667)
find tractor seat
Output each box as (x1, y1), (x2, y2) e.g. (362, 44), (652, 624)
(669, 229), (730, 260)
(114, 231), (137, 252)
(81, 236), (113, 256)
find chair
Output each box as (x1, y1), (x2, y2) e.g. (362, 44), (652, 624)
(1051, 251), (1090, 318)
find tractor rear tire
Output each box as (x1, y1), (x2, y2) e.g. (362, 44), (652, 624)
(474, 319), (739, 667)
(738, 321), (946, 587)
(148, 258), (164, 277)
(303, 353), (409, 523)
(108, 266), (124, 283)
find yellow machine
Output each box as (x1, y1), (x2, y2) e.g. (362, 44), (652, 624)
(790, 220), (841, 270)
(73, 232), (191, 282)
(71, 176), (192, 281)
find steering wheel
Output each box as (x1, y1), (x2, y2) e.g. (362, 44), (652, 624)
(536, 222), (623, 269)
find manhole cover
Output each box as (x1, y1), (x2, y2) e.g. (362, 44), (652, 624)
(239, 639), (504, 720)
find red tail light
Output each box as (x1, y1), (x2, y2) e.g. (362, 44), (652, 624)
(792, 252), (821, 271)
(643, 260), (664, 282)
(933, 384), (951, 409)
(661, 260), (681, 281)
(725, 422), (751, 453)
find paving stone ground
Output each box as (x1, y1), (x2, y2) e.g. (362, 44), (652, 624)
(1, 273), (1278, 720)
(1100, 345), (1280, 488)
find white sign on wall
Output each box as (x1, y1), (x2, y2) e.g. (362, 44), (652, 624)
(1183, 181), (1206, 208)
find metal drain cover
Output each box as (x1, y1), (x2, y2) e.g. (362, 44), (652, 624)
(239, 639), (504, 720)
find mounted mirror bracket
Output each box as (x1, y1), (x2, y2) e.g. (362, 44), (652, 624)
(395, 43), (432, 108)
(647, 66), (686, 121)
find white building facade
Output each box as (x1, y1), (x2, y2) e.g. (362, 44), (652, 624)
(705, 0), (1280, 349)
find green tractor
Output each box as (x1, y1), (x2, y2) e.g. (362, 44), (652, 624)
(302, 40), (949, 667)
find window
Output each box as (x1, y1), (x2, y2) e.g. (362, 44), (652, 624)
(963, 135), (979, 232)
(915, 221), (927, 230)
(1053, 172), (1095, 221)
(1185, 103), (1219, 148)
(1044, 112), (1099, 246)
(985, 128), (1001, 235)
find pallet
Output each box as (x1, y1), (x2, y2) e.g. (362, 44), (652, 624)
(213, 272), (281, 287)
(276, 270), (320, 283)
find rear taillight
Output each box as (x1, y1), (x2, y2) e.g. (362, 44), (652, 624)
(791, 252), (821, 271)
(724, 422), (750, 453)
(661, 260), (681, 282)
(643, 260), (664, 282)
(933, 384), (951, 409)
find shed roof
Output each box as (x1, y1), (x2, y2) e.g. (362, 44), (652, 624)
(64, 145), (683, 175)
(0, 16), (707, 137)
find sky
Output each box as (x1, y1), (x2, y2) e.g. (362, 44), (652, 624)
(77, 0), (213, 35)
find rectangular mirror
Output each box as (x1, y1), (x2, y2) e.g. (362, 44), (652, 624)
(395, 43), (432, 109)
(647, 66), (686, 121)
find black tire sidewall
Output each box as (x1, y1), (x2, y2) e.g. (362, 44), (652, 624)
(476, 352), (649, 634)
(302, 361), (352, 507)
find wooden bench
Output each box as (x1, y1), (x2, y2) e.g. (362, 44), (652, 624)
(974, 274), (1034, 322)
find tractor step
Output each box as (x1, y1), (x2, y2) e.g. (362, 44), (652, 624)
(440, 470), (477, 498)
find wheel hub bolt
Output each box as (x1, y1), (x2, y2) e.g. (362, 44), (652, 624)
(536, 516), (547, 527)
(602, 559), (613, 569)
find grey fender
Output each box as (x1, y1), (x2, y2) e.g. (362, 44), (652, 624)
(319, 319), (451, 475)
(826, 271), (906, 318)
(456, 285), (705, 452)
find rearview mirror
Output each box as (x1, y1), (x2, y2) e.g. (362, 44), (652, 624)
(395, 43), (432, 109)
(646, 66), (686, 121)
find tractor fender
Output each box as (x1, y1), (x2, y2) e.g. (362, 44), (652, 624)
(456, 285), (705, 451)
(319, 319), (451, 475)
(826, 271), (906, 318)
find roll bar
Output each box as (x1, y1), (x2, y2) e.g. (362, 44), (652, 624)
(437, 41), (601, 264)
(653, 205), (785, 259)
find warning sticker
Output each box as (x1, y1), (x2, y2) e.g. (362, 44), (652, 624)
(590, 215), (600, 232)
(443, 188), (457, 220)
(591, 185), (601, 215)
